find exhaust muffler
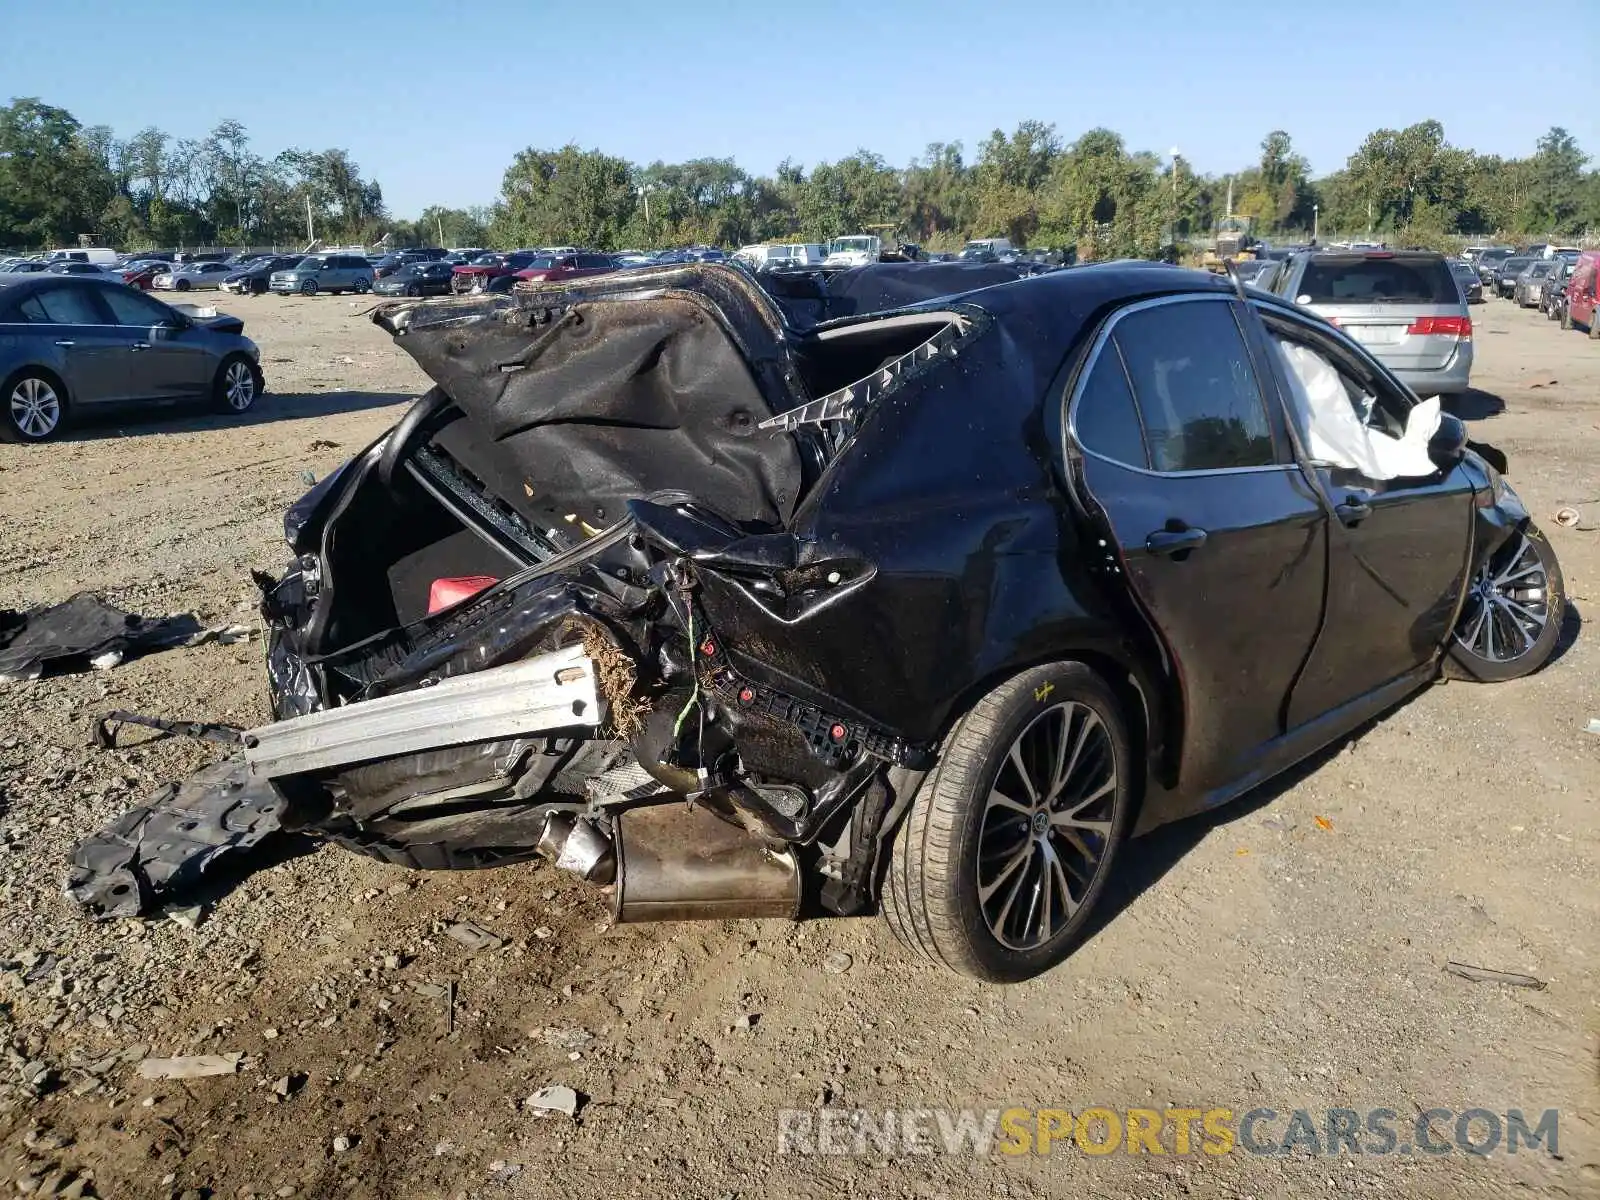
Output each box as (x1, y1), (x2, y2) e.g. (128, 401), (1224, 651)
(612, 802), (801, 922)
(538, 801), (800, 922)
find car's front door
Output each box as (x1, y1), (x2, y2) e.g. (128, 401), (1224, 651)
(1068, 294), (1328, 803)
(1251, 307), (1477, 726)
(13, 283), (132, 407)
(97, 285), (211, 400)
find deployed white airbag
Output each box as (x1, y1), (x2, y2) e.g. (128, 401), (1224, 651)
(1274, 340), (1440, 479)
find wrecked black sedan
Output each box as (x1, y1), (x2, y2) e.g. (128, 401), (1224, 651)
(246, 262), (1563, 981)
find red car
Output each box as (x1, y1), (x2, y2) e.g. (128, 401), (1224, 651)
(449, 251), (547, 294)
(1564, 250), (1600, 337)
(513, 252), (618, 285)
(121, 262), (171, 291)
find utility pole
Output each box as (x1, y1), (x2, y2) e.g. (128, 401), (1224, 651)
(436, 213), (445, 247)
(1312, 204), (1319, 241)
(306, 195), (314, 243)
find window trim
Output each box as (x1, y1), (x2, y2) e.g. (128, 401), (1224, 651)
(1067, 292), (1295, 479)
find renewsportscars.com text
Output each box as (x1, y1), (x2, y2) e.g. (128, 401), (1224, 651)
(776, 1106), (1560, 1158)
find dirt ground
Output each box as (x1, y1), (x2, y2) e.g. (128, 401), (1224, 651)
(0, 287), (1596, 1200)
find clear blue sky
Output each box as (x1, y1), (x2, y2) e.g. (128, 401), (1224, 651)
(2, 0), (1593, 218)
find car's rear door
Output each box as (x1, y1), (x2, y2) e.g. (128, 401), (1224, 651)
(12, 282), (131, 406)
(1067, 293), (1328, 802)
(1249, 305), (1477, 724)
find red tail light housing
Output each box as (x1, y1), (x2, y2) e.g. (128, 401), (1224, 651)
(1406, 315), (1471, 338)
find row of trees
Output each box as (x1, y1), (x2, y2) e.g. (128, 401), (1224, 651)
(0, 99), (386, 250)
(486, 121), (1600, 257)
(3, 95), (1597, 258)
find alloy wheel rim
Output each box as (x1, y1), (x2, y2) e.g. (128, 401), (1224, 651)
(10, 377), (60, 438)
(224, 362), (255, 410)
(1454, 532), (1549, 663)
(976, 701), (1117, 951)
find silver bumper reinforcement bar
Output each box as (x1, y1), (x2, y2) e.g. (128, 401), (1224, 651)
(243, 644), (602, 780)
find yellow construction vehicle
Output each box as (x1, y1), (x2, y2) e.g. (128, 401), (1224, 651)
(1202, 215), (1257, 272)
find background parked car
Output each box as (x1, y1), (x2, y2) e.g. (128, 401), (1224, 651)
(119, 261), (171, 290)
(1542, 260), (1574, 320)
(1491, 256), (1533, 298)
(45, 261), (123, 280)
(450, 251), (551, 293)
(1561, 250), (1600, 336)
(504, 252), (617, 288)
(1448, 259), (1484, 304)
(1474, 247), (1515, 286)
(1269, 249), (1472, 394)
(220, 255), (304, 296)
(1512, 260), (1556, 308)
(152, 261), (236, 292)
(373, 261), (457, 297)
(371, 252), (433, 280)
(268, 254), (374, 296)
(1, 261), (49, 275)
(0, 275), (263, 442)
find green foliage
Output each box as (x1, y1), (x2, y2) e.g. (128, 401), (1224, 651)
(0, 99), (389, 250)
(3, 98), (1596, 255)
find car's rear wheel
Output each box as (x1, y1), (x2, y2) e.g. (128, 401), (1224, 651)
(1561, 306), (1573, 330)
(300, 280), (318, 296)
(1589, 315), (1600, 341)
(880, 662), (1134, 982)
(404, 283), (420, 297)
(1445, 525), (1564, 683)
(212, 354), (262, 415)
(175, 279), (191, 292)
(1, 370), (68, 443)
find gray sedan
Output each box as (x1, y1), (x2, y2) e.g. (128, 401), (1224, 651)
(0, 276), (264, 442)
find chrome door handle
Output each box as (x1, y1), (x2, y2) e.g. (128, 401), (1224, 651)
(130, 342), (150, 351)
(54, 340), (74, 347)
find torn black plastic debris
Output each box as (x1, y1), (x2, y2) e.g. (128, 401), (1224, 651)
(66, 757), (283, 919)
(0, 593), (201, 682)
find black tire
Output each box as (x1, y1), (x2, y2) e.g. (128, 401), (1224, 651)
(353, 279), (370, 294)
(1444, 524), (1565, 683)
(880, 661), (1134, 982)
(175, 279), (191, 292)
(405, 283), (420, 297)
(252, 279), (267, 296)
(212, 354), (262, 415)
(1561, 306), (1573, 330)
(300, 279), (318, 296)
(1, 368), (69, 443)
(1589, 315), (1600, 341)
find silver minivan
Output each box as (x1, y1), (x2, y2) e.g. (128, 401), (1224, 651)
(268, 254), (375, 296)
(1270, 250), (1472, 395)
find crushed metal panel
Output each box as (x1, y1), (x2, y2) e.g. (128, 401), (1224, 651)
(243, 643), (601, 780)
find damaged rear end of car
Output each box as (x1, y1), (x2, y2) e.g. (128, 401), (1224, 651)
(248, 262), (1036, 926)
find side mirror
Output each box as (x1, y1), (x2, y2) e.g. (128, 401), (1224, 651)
(1428, 412), (1468, 468)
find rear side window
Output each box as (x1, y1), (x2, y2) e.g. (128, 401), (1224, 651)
(1297, 257), (1457, 304)
(1074, 342), (1148, 468)
(1111, 300), (1278, 472)
(18, 286), (106, 325)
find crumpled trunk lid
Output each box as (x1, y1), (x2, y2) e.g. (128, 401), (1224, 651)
(373, 264), (808, 531)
